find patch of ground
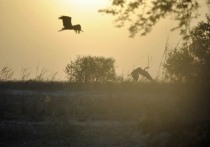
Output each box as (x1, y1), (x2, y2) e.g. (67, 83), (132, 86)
(1, 90), (210, 147)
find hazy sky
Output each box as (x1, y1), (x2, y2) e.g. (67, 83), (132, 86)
(0, 1), (209, 80)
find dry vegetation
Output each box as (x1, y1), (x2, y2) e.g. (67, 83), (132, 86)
(0, 66), (210, 146)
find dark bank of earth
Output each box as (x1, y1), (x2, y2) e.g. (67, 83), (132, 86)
(1, 118), (210, 147)
(1, 87), (210, 147)
(143, 121), (210, 147)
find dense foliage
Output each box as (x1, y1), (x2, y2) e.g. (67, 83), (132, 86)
(64, 55), (117, 82)
(163, 14), (210, 83)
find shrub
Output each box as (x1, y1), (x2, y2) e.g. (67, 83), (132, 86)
(64, 55), (117, 83)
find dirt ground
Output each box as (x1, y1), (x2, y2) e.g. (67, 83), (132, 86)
(2, 112), (210, 147)
(1, 116), (155, 147)
(1, 89), (210, 147)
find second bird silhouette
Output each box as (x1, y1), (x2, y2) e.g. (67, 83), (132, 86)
(58, 16), (83, 34)
(131, 67), (154, 82)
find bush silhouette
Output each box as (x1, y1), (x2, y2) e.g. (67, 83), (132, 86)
(64, 55), (117, 83)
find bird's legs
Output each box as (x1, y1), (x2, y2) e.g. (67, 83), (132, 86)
(74, 30), (80, 34)
(58, 28), (65, 32)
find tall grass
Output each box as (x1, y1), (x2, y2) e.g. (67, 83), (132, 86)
(1, 68), (210, 146)
(1, 65), (209, 124)
(0, 66), (58, 82)
(0, 66), (14, 81)
(20, 68), (30, 81)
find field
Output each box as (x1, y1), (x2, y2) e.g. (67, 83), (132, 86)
(1, 81), (210, 147)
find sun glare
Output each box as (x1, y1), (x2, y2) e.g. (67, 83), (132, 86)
(61, 0), (109, 11)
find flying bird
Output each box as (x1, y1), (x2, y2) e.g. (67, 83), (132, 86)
(58, 16), (83, 33)
(131, 67), (153, 81)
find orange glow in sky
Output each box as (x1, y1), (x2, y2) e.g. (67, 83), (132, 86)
(0, 0), (208, 80)
(66, 0), (109, 9)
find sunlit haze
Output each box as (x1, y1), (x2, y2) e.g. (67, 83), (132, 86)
(0, 1), (208, 80)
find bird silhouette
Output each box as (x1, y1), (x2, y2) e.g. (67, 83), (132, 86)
(131, 67), (153, 81)
(58, 16), (83, 33)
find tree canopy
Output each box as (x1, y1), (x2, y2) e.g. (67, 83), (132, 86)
(163, 14), (210, 83)
(99, 0), (210, 40)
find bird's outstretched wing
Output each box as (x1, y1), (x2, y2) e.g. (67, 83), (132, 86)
(131, 67), (153, 81)
(131, 71), (139, 81)
(59, 16), (72, 28)
(136, 67), (153, 81)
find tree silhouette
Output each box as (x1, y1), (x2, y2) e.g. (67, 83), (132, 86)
(163, 14), (210, 83)
(99, 0), (209, 41)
